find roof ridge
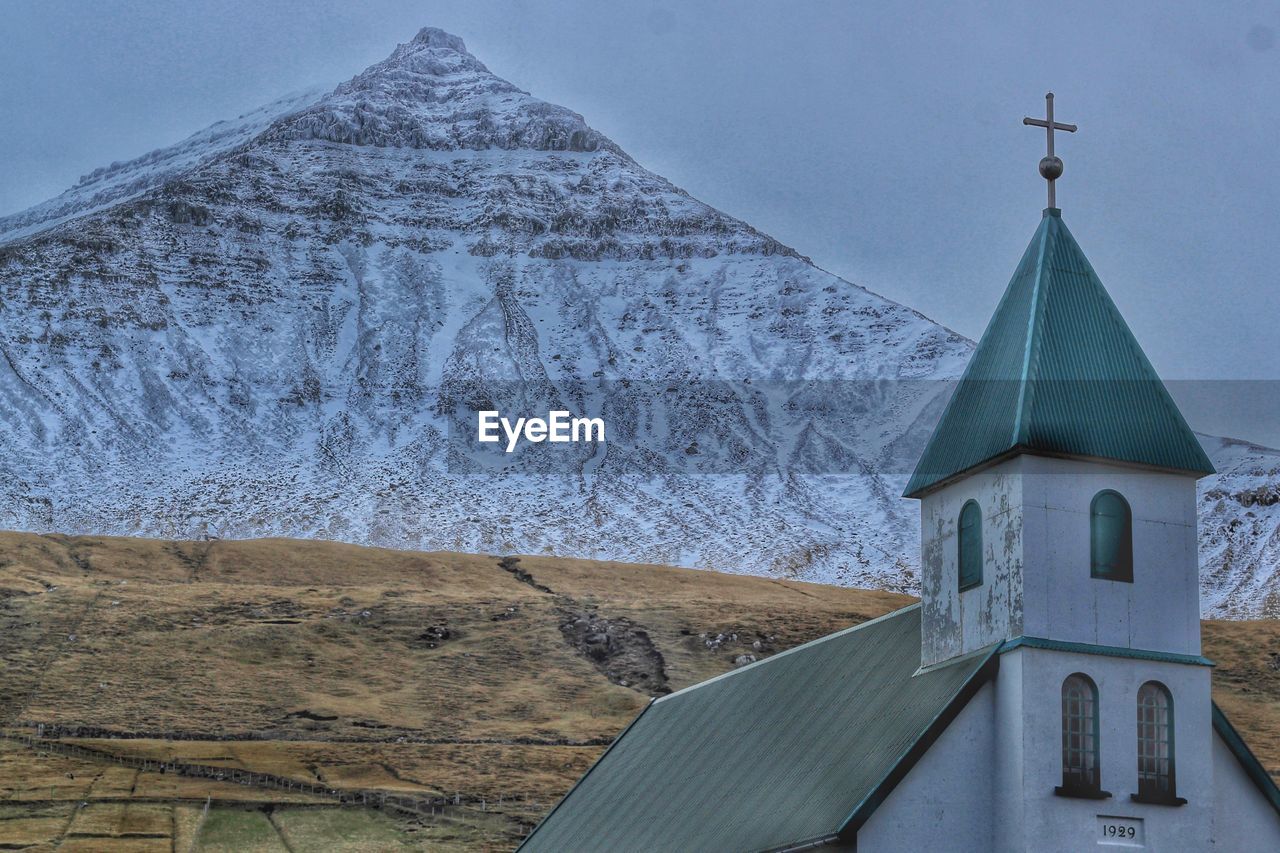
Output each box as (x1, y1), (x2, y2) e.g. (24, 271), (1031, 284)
(653, 602), (922, 704)
(1011, 211), (1054, 446)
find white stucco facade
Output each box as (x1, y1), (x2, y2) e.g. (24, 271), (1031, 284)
(919, 454), (1201, 668)
(886, 447), (1280, 852)
(851, 649), (1280, 851)
(857, 682), (996, 851)
(992, 647), (1213, 852)
(1211, 731), (1280, 850)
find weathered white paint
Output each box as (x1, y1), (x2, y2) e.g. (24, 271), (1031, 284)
(919, 455), (1025, 667)
(904, 426), (1277, 848)
(857, 682), (995, 851)
(919, 454), (1201, 668)
(1211, 732), (1280, 849)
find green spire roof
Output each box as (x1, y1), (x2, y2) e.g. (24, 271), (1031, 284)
(905, 209), (1213, 498)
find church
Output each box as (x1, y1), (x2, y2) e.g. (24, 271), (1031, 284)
(518, 97), (1280, 852)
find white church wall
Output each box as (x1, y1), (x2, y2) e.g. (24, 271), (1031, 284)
(857, 681), (995, 851)
(920, 453), (1202, 669)
(1211, 732), (1280, 849)
(919, 456), (1024, 667)
(1020, 456), (1201, 655)
(997, 646), (1213, 852)
(992, 648), (1027, 850)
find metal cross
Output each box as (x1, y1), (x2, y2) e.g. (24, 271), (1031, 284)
(1023, 92), (1077, 209)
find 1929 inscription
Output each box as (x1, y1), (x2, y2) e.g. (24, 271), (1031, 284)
(1097, 815), (1144, 847)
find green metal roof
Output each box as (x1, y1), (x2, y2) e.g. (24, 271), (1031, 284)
(905, 209), (1214, 498)
(999, 635), (1214, 667)
(519, 605), (998, 853)
(1212, 702), (1280, 816)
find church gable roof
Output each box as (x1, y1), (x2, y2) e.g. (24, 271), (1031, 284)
(904, 209), (1214, 498)
(1212, 702), (1280, 815)
(518, 605), (998, 853)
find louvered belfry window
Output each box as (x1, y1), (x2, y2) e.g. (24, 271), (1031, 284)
(957, 500), (982, 591)
(1061, 674), (1101, 791)
(1137, 681), (1176, 798)
(1091, 490), (1133, 581)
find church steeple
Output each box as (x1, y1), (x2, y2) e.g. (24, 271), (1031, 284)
(905, 208), (1213, 498)
(909, 98), (1214, 670)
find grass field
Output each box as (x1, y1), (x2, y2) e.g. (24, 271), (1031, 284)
(0, 532), (1276, 849)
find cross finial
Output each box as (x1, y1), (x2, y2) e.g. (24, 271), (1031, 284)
(1023, 93), (1077, 209)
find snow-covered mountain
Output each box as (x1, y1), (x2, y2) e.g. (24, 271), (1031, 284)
(1196, 435), (1280, 617)
(0, 87), (325, 244)
(0, 27), (1275, 617)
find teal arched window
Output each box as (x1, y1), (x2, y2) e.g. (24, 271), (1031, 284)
(958, 500), (982, 591)
(1090, 490), (1133, 582)
(1137, 681), (1178, 802)
(1059, 673), (1101, 794)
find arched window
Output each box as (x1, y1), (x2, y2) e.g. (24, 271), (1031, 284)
(957, 500), (982, 591)
(1059, 674), (1102, 795)
(1091, 490), (1133, 582)
(1136, 681), (1180, 802)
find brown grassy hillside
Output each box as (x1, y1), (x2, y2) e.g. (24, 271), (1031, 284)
(0, 532), (1275, 850)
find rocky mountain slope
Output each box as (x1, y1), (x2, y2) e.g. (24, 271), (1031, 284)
(0, 27), (1275, 616)
(1198, 435), (1280, 617)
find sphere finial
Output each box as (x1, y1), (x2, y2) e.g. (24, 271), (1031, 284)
(1039, 155), (1064, 181)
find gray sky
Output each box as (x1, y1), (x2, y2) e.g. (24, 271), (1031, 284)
(3, 0), (1278, 444)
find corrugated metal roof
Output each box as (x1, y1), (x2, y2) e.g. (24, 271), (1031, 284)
(1212, 702), (1280, 815)
(904, 209), (1214, 498)
(519, 605), (997, 853)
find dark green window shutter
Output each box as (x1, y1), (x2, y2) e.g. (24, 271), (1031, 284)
(1091, 490), (1133, 582)
(958, 500), (982, 591)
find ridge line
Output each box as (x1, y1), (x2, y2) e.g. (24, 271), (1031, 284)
(1011, 215), (1051, 447)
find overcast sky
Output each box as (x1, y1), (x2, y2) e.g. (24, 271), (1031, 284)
(3, 1), (1278, 444)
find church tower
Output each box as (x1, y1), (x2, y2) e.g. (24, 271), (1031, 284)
(904, 94), (1219, 850)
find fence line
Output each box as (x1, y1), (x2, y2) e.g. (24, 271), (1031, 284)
(0, 731), (533, 818)
(12, 721), (609, 748)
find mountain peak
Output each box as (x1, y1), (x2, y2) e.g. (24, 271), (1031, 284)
(261, 24), (619, 154)
(379, 25), (488, 74)
(408, 26), (469, 53)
